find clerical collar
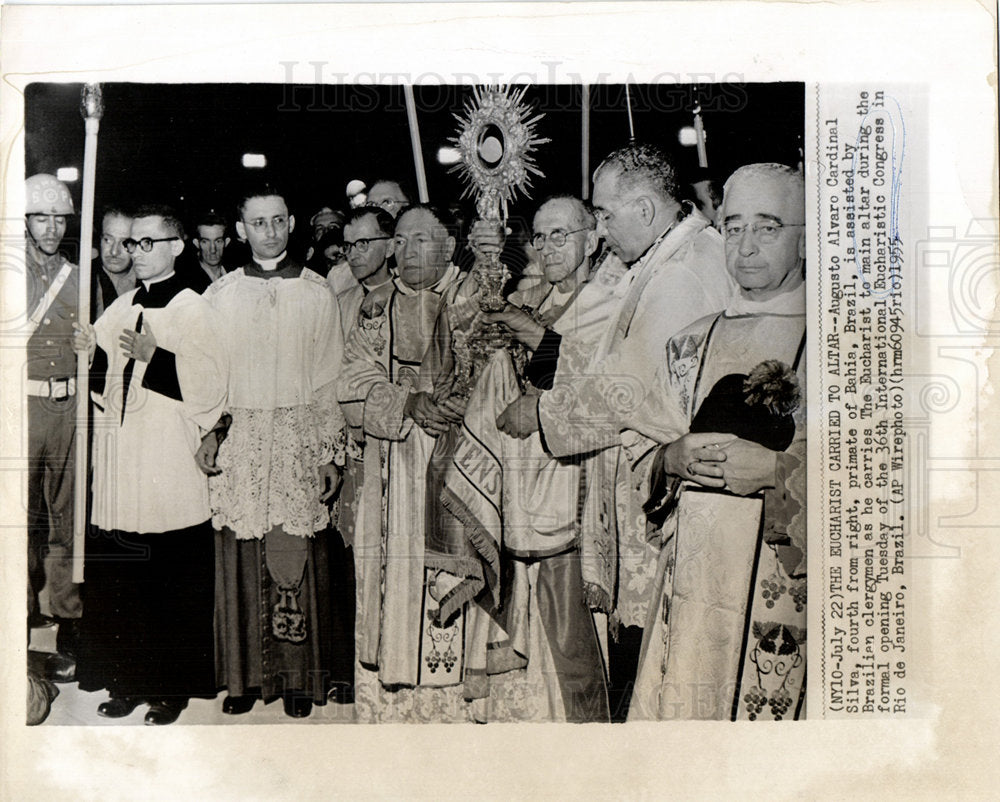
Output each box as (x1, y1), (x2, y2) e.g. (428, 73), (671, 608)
(253, 251), (287, 271)
(141, 271), (175, 289)
(431, 264), (460, 292)
(133, 271), (184, 308)
(728, 279), (806, 316)
(243, 255), (303, 280)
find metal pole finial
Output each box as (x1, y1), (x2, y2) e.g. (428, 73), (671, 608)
(81, 83), (104, 121)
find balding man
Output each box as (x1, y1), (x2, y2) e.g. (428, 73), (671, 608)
(623, 163), (807, 720)
(365, 179), (413, 279)
(366, 179), (412, 220)
(436, 195), (614, 721)
(91, 206), (135, 320)
(337, 203), (473, 722)
(490, 144), (736, 719)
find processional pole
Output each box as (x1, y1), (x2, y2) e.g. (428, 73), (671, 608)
(581, 84), (591, 200)
(72, 83), (102, 583)
(624, 82), (636, 144)
(403, 84), (430, 203)
(693, 99), (709, 168)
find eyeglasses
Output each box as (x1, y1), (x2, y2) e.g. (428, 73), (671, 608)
(722, 220), (804, 244)
(531, 228), (590, 250)
(245, 215), (289, 232)
(122, 236), (180, 254)
(344, 236), (391, 254)
(375, 198), (406, 211)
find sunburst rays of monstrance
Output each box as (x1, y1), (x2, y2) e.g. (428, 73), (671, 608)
(450, 85), (549, 224)
(445, 87), (549, 398)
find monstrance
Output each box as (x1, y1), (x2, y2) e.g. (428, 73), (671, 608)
(448, 85), (549, 396)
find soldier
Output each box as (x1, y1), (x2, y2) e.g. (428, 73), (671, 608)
(24, 174), (83, 683)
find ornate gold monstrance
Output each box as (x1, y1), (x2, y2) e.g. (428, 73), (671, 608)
(448, 86), (549, 396)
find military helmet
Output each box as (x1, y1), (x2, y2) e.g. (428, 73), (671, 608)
(26, 174), (75, 215)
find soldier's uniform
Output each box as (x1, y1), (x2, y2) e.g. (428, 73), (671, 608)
(25, 175), (83, 634)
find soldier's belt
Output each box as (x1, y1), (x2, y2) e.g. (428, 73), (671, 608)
(26, 377), (76, 399)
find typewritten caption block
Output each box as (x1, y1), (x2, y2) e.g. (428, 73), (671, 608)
(819, 88), (908, 716)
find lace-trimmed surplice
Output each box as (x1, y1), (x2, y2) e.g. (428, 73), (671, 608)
(206, 266), (346, 539)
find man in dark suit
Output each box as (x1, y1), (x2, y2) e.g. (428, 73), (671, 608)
(176, 209), (233, 293)
(91, 206), (135, 321)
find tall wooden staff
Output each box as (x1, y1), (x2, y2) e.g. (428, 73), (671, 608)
(581, 84), (591, 200)
(403, 84), (429, 202)
(693, 100), (709, 168)
(72, 83), (103, 583)
(625, 82), (636, 144)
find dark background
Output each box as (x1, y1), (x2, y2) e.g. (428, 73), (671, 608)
(25, 82), (803, 259)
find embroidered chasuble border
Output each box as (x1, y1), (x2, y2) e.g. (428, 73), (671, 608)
(731, 505), (766, 721)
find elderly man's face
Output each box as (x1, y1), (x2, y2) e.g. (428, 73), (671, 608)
(367, 181), (410, 219)
(26, 214), (67, 256)
(236, 195), (294, 260)
(99, 213), (132, 274)
(533, 199), (596, 286)
(722, 173), (805, 300)
(591, 167), (649, 264)
(393, 208), (455, 290)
